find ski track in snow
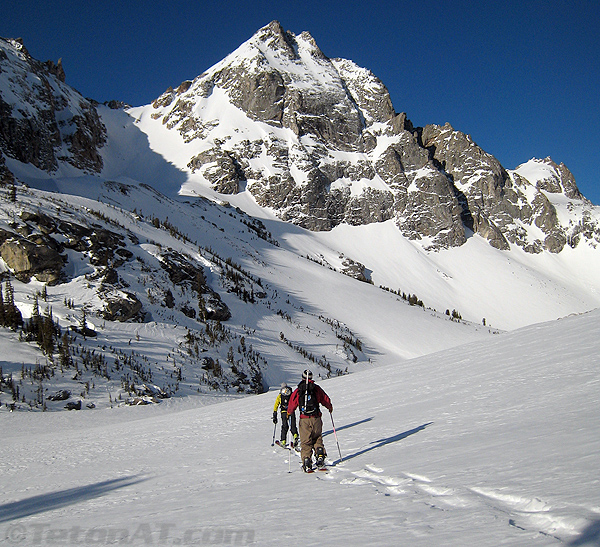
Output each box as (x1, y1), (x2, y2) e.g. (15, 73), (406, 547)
(304, 458), (595, 544)
(268, 421), (597, 546)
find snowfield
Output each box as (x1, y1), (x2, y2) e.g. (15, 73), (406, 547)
(1, 29), (600, 547)
(2, 309), (599, 546)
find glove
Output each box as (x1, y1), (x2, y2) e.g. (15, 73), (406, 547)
(272, 411), (277, 424)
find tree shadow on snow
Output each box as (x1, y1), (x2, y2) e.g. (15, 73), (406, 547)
(569, 519), (600, 546)
(337, 422), (433, 463)
(322, 417), (374, 437)
(0, 475), (148, 523)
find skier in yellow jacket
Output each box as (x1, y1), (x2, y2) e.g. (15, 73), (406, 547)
(273, 383), (299, 448)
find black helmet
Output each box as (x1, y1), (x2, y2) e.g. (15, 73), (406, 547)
(302, 369), (313, 380)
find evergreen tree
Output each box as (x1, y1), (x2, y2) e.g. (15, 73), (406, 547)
(0, 288), (5, 327)
(40, 307), (56, 356)
(198, 293), (207, 322)
(30, 293), (42, 344)
(59, 331), (73, 368)
(3, 280), (22, 329)
(80, 308), (87, 333)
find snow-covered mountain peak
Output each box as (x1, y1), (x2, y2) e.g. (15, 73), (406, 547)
(239, 21), (331, 74)
(151, 20), (363, 139)
(1, 28), (599, 546)
(515, 157), (582, 200)
(135, 22), (600, 254)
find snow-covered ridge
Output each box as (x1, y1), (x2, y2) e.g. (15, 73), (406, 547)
(0, 37), (106, 174)
(130, 21), (600, 254)
(0, 178), (497, 413)
(3, 23), (600, 254)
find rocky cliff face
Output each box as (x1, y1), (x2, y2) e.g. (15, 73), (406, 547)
(2, 27), (598, 254)
(148, 21), (467, 247)
(145, 21), (598, 252)
(0, 37), (106, 175)
(419, 124), (589, 253)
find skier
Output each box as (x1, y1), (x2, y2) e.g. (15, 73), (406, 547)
(287, 369), (333, 472)
(273, 383), (299, 448)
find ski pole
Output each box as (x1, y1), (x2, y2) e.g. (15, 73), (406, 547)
(330, 412), (343, 463)
(271, 421), (277, 446)
(288, 416), (292, 473)
(305, 374), (309, 469)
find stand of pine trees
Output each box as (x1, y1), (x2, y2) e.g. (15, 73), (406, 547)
(21, 294), (61, 356)
(0, 282), (61, 357)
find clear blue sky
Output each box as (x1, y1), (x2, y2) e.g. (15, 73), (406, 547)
(3, 0), (599, 203)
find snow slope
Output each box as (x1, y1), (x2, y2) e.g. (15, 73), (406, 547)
(2, 309), (599, 546)
(0, 182), (492, 412)
(95, 101), (600, 332)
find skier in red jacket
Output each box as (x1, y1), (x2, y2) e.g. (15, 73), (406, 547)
(287, 369), (333, 472)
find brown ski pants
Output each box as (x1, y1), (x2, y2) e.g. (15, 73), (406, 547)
(299, 415), (326, 461)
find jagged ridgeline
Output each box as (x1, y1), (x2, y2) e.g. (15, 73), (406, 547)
(0, 38), (106, 174)
(1, 25), (599, 253)
(0, 23), (599, 411)
(147, 21), (598, 252)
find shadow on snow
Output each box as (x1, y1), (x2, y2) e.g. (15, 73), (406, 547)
(322, 416), (374, 437)
(0, 476), (148, 523)
(569, 519), (600, 546)
(336, 422), (433, 464)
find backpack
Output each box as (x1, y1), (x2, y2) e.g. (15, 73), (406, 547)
(280, 386), (292, 409)
(297, 380), (318, 415)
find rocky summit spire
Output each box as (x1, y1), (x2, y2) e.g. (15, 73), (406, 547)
(257, 20), (299, 60)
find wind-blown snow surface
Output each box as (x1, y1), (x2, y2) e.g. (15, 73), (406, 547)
(3, 309), (599, 546)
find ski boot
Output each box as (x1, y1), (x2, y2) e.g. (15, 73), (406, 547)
(293, 434), (299, 449)
(280, 439), (287, 448)
(315, 447), (325, 469)
(302, 457), (313, 473)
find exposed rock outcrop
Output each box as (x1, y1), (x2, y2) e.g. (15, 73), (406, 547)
(146, 22), (501, 250)
(102, 292), (143, 322)
(2, 27), (598, 255)
(0, 37), (106, 174)
(150, 21), (598, 253)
